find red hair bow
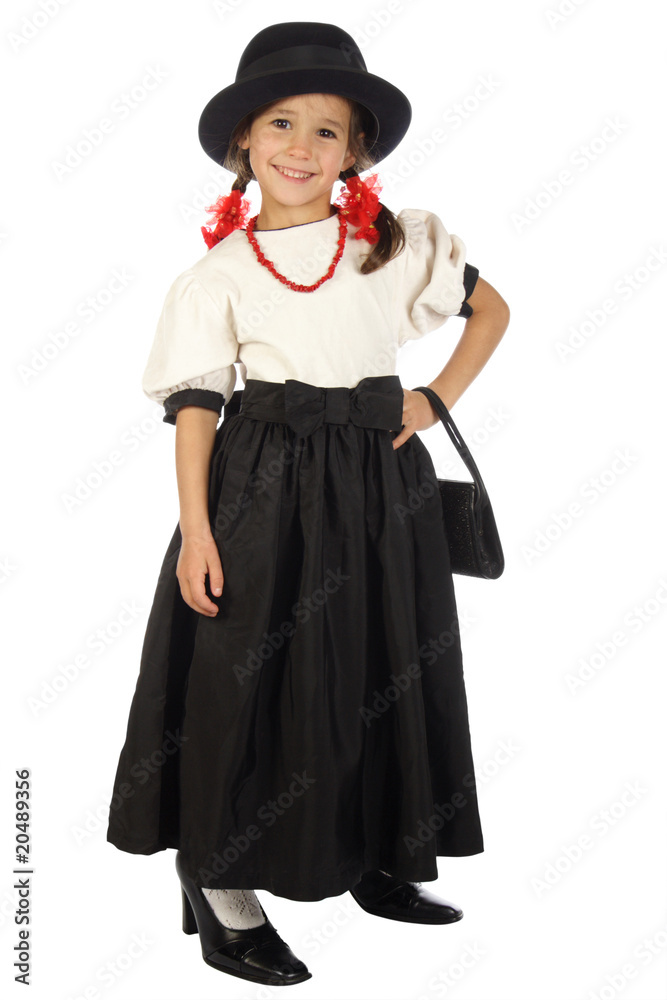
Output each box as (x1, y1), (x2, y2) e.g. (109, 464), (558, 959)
(201, 188), (250, 249)
(335, 173), (383, 244)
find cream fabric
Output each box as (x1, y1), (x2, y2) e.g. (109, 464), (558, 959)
(141, 208), (470, 408)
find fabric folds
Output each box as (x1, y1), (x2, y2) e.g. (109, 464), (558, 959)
(138, 208), (480, 427)
(107, 376), (484, 901)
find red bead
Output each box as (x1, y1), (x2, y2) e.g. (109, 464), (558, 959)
(245, 211), (348, 292)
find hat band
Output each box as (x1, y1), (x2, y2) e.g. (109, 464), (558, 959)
(236, 44), (366, 83)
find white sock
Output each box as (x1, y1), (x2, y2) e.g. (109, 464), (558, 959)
(201, 887), (267, 929)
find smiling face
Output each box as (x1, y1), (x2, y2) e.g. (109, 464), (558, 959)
(237, 92), (359, 229)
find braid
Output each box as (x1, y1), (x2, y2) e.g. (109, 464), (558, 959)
(338, 167), (406, 276)
(229, 161), (251, 195)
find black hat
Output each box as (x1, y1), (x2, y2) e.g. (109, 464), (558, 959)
(198, 21), (412, 169)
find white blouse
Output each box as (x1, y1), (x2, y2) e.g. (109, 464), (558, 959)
(141, 207), (478, 423)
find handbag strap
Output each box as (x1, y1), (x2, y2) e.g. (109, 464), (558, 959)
(412, 385), (490, 510)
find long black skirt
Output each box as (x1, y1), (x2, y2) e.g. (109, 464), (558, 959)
(106, 375), (484, 901)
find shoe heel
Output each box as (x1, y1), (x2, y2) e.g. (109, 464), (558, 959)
(181, 886), (198, 935)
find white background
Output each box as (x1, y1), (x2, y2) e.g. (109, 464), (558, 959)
(2, 1), (666, 998)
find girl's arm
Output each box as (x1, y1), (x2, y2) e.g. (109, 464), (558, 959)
(429, 276), (510, 411)
(392, 277), (510, 449)
(174, 405), (224, 616)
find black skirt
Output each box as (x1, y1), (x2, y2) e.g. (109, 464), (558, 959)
(106, 375), (484, 901)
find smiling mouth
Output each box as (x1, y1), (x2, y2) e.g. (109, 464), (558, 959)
(273, 165), (315, 179)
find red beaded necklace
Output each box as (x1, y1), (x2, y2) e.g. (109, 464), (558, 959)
(245, 210), (348, 293)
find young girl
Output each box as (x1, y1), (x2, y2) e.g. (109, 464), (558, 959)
(107, 20), (509, 988)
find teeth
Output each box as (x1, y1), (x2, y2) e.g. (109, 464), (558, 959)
(276, 165), (313, 179)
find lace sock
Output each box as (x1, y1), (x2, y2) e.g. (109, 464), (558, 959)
(201, 887), (267, 930)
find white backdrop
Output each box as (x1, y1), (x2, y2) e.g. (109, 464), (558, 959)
(3, 1), (666, 998)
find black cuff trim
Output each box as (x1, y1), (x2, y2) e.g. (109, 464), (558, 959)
(457, 262), (480, 318)
(163, 388), (225, 425)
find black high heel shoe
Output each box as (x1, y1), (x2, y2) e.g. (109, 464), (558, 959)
(175, 851), (312, 986)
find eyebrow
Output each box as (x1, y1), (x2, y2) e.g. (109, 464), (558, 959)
(269, 107), (345, 130)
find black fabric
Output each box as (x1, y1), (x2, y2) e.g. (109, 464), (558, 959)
(198, 22), (411, 168)
(162, 387), (225, 425)
(457, 262), (480, 319)
(107, 375), (484, 901)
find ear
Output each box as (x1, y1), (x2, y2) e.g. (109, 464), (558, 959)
(341, 147), (358, 172)
(237, 130), (250, 150)
(342, 129), (364, 172)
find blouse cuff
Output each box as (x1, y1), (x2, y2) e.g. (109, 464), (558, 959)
(162, 388), (225, 425)
(456, 263), (480, 319)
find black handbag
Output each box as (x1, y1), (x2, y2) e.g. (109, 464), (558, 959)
(412, 385), (505, 579)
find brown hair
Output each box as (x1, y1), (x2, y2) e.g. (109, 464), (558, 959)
(222, 97), (406, 276)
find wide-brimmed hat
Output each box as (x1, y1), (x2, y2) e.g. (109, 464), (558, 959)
(198, 21), (412, 168)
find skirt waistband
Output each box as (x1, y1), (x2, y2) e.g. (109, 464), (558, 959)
(236, 376), (405, 438)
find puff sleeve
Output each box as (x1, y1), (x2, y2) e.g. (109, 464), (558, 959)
(141, 269), (239, 425)
(395, 208), (479, 347)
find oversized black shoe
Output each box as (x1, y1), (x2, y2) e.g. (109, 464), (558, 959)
(175, 851), (312, 985)
(349, 869), (463, 924)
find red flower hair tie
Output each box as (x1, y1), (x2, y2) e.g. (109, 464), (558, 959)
(201, 188), (251, 249)
(335, 173), (383, 244)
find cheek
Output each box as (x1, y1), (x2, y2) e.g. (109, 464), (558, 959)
(249, 130), (275, 156)
(248, 133), (264, 156)
(325, 146), (348, 170)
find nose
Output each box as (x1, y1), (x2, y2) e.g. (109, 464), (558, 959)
(284, 128), (313, 160)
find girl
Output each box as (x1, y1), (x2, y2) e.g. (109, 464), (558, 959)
(107, 20), (510, 988)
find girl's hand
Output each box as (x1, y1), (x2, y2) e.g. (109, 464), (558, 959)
(176, 532), (224, 616)
(392, 388), (440, 450)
